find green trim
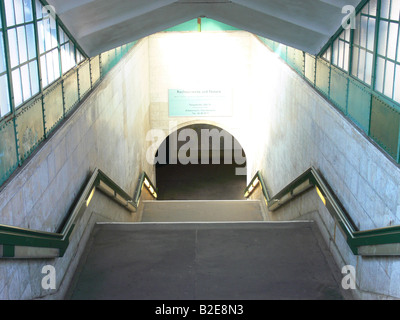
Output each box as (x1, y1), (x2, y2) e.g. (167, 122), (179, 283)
(318, 0), (371, 57)
(0, 34), (136, 188)
(372, 0), (381, 92)
(0, 0), (20, 165)
(0, 168), (157, 259)
(2, 244), (15, 258)
(132, 172), (158, 206)
(165, 17), (240, 33)
(31, 0), (47, 143)
(262, 32), (400, 165)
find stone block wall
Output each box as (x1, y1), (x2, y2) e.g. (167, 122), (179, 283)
(248, 36), (400, 299)
(0, 38), (153, 300)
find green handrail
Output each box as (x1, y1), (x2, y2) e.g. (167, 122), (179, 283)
(0, 168), (157, 259)
(245, 167), (400, 256)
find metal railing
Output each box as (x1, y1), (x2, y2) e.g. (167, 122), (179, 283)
(245, 167), (400, 256)
(0, 168), (157, 259)
(260, 37), (400, 166)
(0, 42), (136, 189)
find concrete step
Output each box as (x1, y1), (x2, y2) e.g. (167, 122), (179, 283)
(141, 200), (265, 222)
(68, 221), (351, 300)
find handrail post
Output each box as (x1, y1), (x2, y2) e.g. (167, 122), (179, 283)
(244, 167), (400, 256)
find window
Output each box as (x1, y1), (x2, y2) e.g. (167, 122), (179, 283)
(5, 0), (39, 108)
(0, 5), (11, 118)
(352, 0), (377, 85)
(36, 0), (60, 88)
(322, 46), (331, 62)
(321, 29), (351, 72)
(332, 28), (351, 72)
(375, 0), (400, 102)
(0, 0), (87, 115)
(59, 26), (75, 74)
(76, 49), (84, 65)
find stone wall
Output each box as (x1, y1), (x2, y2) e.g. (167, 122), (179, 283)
(0, 38), (153, 300)
(248, 36), (400, 300)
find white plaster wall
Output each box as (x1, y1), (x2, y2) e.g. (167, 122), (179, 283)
(147, 31), (255, 168)
(0, 38), (153, 300)
(248, 36), (400, 299)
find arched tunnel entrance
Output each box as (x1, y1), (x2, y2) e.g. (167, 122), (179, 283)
(155, 124), (247, 200)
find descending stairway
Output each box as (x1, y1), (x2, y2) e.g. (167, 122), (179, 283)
(67, 199), (351, 300)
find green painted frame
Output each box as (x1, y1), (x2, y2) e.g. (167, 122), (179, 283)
(261, 32), (400, 164)
(245, 168), (400, 256)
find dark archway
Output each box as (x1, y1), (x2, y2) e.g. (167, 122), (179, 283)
(155, 124), (247, 200)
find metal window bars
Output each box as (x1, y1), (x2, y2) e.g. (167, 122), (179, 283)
(0, 0), (137, 187)
(245, 168), (400, 256)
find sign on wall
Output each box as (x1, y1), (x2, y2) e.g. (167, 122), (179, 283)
(169, 89), (233, 117)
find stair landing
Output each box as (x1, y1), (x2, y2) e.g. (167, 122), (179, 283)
(140, 200), (265, 222)
(68, 221), (350, 300)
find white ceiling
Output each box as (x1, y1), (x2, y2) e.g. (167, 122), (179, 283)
(46, 0), (362, 57)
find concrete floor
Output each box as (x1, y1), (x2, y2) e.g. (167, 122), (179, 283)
(155, 163), (247, 200)
(67, 222), (350, 300)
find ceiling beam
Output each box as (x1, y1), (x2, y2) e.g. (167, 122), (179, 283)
(46, 0), (365, 57)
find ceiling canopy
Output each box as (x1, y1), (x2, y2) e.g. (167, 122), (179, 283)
(46, 0), (362, 57)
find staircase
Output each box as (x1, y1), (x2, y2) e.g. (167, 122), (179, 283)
(67, 199), (351, 300)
